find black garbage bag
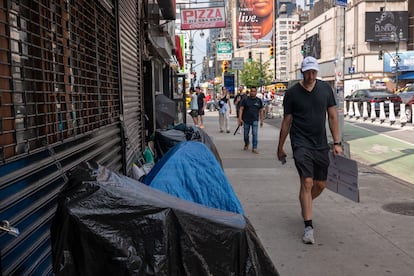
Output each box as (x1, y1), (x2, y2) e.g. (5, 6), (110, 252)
(154, 125), (222, 167)
(51, 162), (279, 276)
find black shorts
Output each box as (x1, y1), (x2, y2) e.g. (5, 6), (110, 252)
(198, 108), (205, 116)
(293, 147), (330, 181)
(190, 110), (198, 117)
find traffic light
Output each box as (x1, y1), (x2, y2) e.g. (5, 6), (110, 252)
(378, 50), (383, 60)
(269, 45), (274, 58)
(248, 51), (252, 62)
(222, 61), (228, 73)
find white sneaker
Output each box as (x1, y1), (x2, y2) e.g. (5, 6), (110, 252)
(302, 226), (315, 244)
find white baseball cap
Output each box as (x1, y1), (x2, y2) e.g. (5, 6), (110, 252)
(301, 56), (319, 72)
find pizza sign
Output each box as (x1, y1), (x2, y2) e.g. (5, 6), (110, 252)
(180, 7), (226, 30)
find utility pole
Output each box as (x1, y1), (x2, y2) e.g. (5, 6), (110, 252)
(334, 3), (346, 151)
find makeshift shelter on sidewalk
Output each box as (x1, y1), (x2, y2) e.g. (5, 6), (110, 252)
(144, 141), (243, 214)
(51, 162), (279, 275)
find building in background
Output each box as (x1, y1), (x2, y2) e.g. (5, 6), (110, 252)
(289, 0), (410, 91)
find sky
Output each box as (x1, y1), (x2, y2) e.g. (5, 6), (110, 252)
(297, 0), (305, 8)
(191, 0), (308, 84)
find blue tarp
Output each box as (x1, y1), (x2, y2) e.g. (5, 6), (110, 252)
(144, 141), (244, 214)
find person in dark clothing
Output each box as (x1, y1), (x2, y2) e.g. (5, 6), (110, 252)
(196, 86), (206, 128)
(238, 86), (264, 153)
(277, 56), (343, 245)
(234, 86), (247, 119)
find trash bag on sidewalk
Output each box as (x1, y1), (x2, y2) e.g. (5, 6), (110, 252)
(143, 141), (243, 214)
(51, 162), (279, 275)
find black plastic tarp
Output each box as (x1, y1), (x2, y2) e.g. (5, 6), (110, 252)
(154, 125), (223, 167)
(51, 162), (279, 275)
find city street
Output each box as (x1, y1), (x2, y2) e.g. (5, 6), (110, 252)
(200, 110), (414, 276)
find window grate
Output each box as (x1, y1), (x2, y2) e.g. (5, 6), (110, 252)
(0, 0), (120, 163)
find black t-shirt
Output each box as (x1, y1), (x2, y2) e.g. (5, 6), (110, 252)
(197, 92), (205, 108)
(234, 94), (247, 110)
(240, 96), (263, 124)
(283, 80), (336, 150)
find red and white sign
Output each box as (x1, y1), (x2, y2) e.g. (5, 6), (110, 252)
(180, 7), (226, 30)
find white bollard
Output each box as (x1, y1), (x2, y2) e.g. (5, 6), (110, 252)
(344, 101), (348, 116)
(362, 102), (369, 120)
(348, 101), (354, 117)
(379, 102), (386, 123)
(389, 102), (395, 125)
(370, 102), (376, 121)
(399, 103), (407, 125)
(354, 102), (361, 118)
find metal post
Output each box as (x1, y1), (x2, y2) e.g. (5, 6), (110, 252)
(391, 29), (402, 92)
(395, 37), (399, 91)
(189, 31), (194, 89)
(258, 52), (263, 86)
(334, 5), (345, 147)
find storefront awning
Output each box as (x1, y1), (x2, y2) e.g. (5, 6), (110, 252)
(399, 72), (414, 80)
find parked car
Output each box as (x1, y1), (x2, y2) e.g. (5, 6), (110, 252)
(398, 91), (414, 122)
(398, 83), (414, 93)
(345, 88), (402, 117)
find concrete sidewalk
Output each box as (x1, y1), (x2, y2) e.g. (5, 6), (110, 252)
(196, 110), (414, 276)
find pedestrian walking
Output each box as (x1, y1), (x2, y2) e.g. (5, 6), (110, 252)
(189, 87), (199, 126)
(197, 86), (206, 128)
(276, 56), (343, 244)
(234, 85), (246, 119)
(238, 86), (264, 153)
(218, 86), (232, 133)
(234, 86), (247, 134)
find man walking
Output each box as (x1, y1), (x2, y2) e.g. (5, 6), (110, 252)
(277, 56), (342, 244)
(234, 85), (246, 119)
(238, 86), (264, 153)
(196, 86), (206, 128)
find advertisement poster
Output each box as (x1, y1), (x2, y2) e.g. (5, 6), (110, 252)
(236, 0), (274, 48)
(223, 74), (235, 96)
(365, 11), (408, 42)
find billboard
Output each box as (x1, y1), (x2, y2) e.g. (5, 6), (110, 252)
(384, 50), (414, 73)
(180, 7), (226, 30)
(303, 33), (321, 59)
(236, 0), (274, 48)
(365, 11), (408, 42)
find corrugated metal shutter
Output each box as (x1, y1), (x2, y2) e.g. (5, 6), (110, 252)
(0, 0), (123, 274)
(118, 0), (145, 175)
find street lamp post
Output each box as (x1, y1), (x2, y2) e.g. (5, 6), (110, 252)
(188, 30), (205, 89)
(390, 29), (403, 91)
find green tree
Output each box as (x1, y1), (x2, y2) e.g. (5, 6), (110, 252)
(239, 59), (273, 87)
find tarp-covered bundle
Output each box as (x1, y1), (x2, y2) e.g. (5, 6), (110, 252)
(51, 162), (279, 275)
(154, 125), (222, 167)
(144, 141), (243, 214)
